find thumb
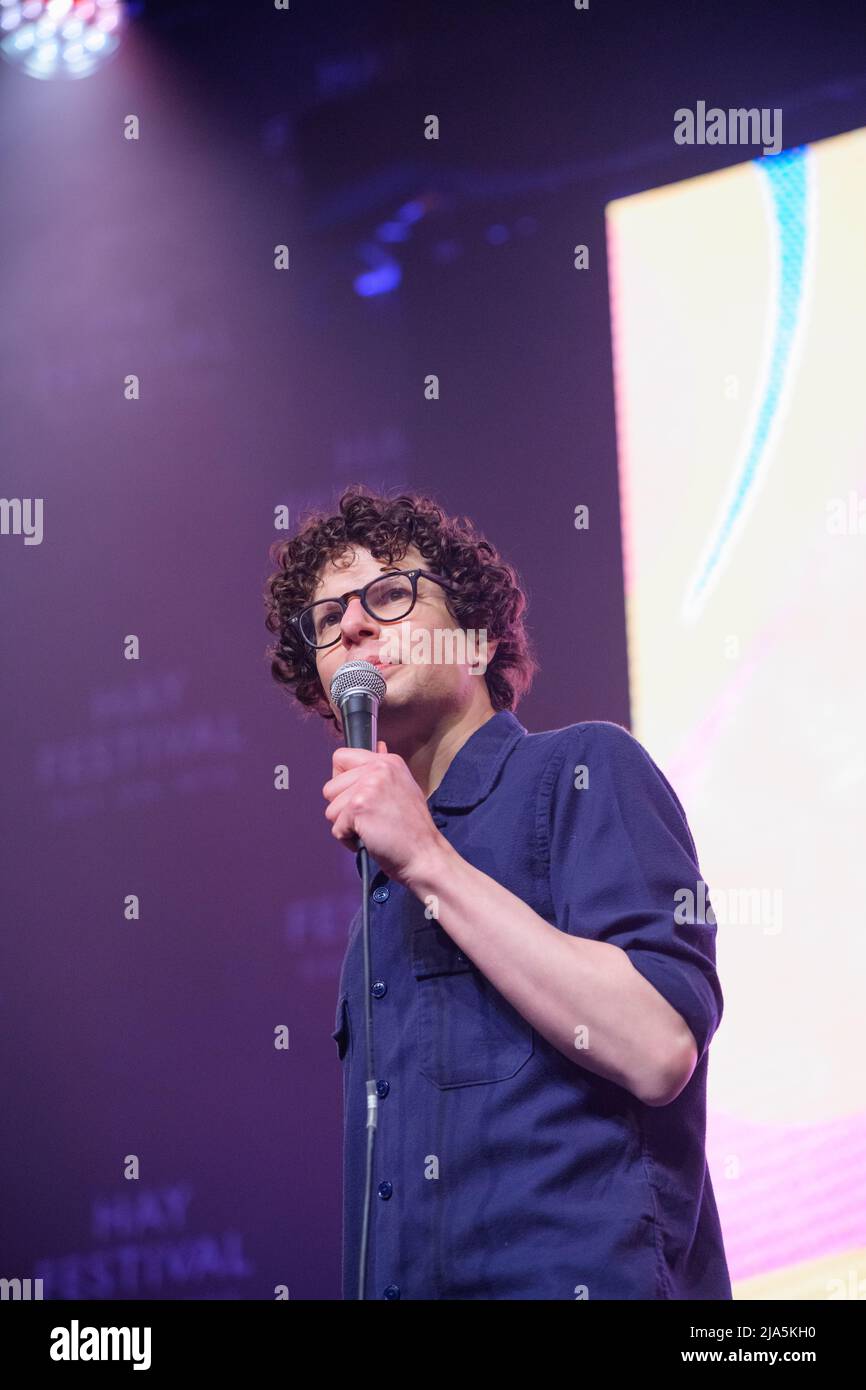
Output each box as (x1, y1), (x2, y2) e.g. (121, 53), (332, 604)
(377, 739), (388, 754)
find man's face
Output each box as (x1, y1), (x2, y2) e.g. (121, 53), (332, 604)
(309, 544), (487, 736)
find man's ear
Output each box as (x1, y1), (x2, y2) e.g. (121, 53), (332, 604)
(484, 635), (501, 666)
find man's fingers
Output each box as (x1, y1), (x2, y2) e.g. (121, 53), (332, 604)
(326, 744), (390, 798)
(332, 746), (378, 769)
(323, 767), (365, 799)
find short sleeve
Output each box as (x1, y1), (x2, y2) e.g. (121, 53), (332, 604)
(544, 721), (723, 1065)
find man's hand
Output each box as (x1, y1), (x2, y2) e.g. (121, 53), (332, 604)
(322, 740), (447, 889)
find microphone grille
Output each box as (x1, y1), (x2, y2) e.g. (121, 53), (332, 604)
(329, 659), (387, 707)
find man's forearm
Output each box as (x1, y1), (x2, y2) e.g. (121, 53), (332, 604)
(405, 834), (697, 1106)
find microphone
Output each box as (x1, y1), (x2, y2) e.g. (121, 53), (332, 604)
(329, 659), (387, 752)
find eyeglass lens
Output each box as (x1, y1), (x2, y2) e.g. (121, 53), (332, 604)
(301, 573), (416, 646)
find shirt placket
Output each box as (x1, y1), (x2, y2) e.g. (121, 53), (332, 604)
(365, 865), (402, 1299)
(346, 812), (453, 1299)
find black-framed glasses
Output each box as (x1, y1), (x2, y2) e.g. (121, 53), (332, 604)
(290, 569), (458, 650)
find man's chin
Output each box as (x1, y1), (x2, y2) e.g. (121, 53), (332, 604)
(379, 664), (407, 701)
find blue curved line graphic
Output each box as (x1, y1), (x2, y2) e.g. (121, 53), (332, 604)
(684, 146), (810, 615)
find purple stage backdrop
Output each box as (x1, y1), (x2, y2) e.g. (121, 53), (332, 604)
(1, 0), (864, 1301)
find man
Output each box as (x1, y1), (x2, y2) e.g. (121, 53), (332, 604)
(264, 485), (732, 1300)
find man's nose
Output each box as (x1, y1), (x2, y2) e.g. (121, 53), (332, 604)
(340, 595), (378, 640)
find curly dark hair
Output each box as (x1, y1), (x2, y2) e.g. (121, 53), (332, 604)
(263, 484), (539, 732)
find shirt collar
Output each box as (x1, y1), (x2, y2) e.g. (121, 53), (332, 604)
(354, 708), (527, 877)
(425, 708), (527, 810)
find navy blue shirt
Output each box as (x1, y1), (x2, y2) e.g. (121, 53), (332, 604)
(331, 710), (732, 1299)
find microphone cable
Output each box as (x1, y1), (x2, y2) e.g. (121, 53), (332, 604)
(356, 842), (377, 1302)
(328, 659), (388, 1301)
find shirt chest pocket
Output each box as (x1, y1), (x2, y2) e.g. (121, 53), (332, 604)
(411, 923), (534, 1088)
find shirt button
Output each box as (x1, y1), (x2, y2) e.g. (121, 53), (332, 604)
(371, 980), (387, 998)
(456, 952), (468, 964)
(372, 885), (390, 903)
(376, 1079), (390, 1098)
(383, 1284), (401, 1299)
(377, 1181), (393, 1200)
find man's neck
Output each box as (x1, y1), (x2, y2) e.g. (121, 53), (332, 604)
(396, 703), (498, 801)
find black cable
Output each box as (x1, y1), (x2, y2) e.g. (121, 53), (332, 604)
(356, 842), (377, 1301)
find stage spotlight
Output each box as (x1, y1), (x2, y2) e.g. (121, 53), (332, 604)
(0, 0), (126, 81)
